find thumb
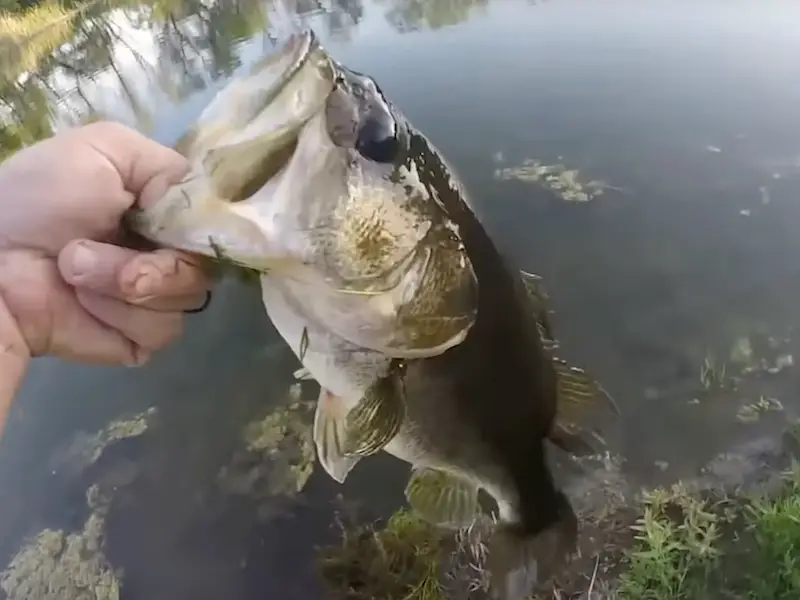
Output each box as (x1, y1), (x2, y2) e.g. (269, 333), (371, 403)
(0, 292), (31, 436)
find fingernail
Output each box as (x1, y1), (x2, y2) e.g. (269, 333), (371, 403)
(69, 243), (97, 278)
(126, 347), (152, 367)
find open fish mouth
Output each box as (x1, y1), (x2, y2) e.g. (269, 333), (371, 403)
(124, 29), (339, 270)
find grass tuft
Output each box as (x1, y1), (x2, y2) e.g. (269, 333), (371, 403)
(617, 466), (800, 600)
(740, 461), (800, 600)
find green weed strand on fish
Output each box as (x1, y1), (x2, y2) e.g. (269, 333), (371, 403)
(205, 235), (262, 285)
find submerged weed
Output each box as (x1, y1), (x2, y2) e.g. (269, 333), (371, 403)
(699, 352), (730, 393)
(494, 158), (625, 202)
(317, 509), (445, 600)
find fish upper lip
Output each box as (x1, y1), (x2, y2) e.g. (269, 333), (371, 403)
(263, 29), (319, 107)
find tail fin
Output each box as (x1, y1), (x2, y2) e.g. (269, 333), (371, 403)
(486, 493), (578, 600)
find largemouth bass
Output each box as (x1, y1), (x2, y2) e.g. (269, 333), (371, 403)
(127, 30), (617, 600)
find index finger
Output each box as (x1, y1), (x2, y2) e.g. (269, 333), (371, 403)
(72, 121), (189, 206)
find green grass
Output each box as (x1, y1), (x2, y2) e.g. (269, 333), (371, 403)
(617, 464), (800, 600)
(616, 484), (724, 600)
(317, 470), (800, 600)
(740, 467), (800, 599)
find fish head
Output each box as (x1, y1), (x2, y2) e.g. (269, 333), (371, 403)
(127, 30), (334, 272)
(129, 29), (478, 356)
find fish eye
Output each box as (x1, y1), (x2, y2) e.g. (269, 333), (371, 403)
(355, 114), (399, 164)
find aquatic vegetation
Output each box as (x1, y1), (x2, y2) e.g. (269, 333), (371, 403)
(216, 384), (316, 520)
(698, 352), (731, 393)
(736, 395), (784, 424)
(728, 333), (795, 377)
(317, 508), (447, 600)
(0, 407), (157, 597)
(494, 158), (622, 203)
(0, 484), (121, 600)
(51, 407), (157, 476)
(729, 336), (755, 367)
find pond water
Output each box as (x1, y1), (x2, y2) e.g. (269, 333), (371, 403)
(2, 0), (800, 597)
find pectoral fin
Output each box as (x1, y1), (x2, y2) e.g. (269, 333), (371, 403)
(404, 467), (479, 529)
(313, 389), (361, 484)
(343, 370), (406, 458)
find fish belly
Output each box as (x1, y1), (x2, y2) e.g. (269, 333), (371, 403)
(260, 276), (389, 401)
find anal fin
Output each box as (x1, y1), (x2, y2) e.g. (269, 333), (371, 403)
(313, 389), (360, 484)
(405, 467), (478, 529)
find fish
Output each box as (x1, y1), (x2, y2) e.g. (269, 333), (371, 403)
(126, 30), (617, 600)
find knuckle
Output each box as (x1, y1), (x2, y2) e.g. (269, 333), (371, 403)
(80, 120), (131, 140)
(0, 339), (29, 362)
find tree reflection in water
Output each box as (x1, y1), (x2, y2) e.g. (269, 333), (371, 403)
(0, 0), (492, 160)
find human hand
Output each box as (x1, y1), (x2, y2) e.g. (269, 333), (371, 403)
(0, 121), (213, 430)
